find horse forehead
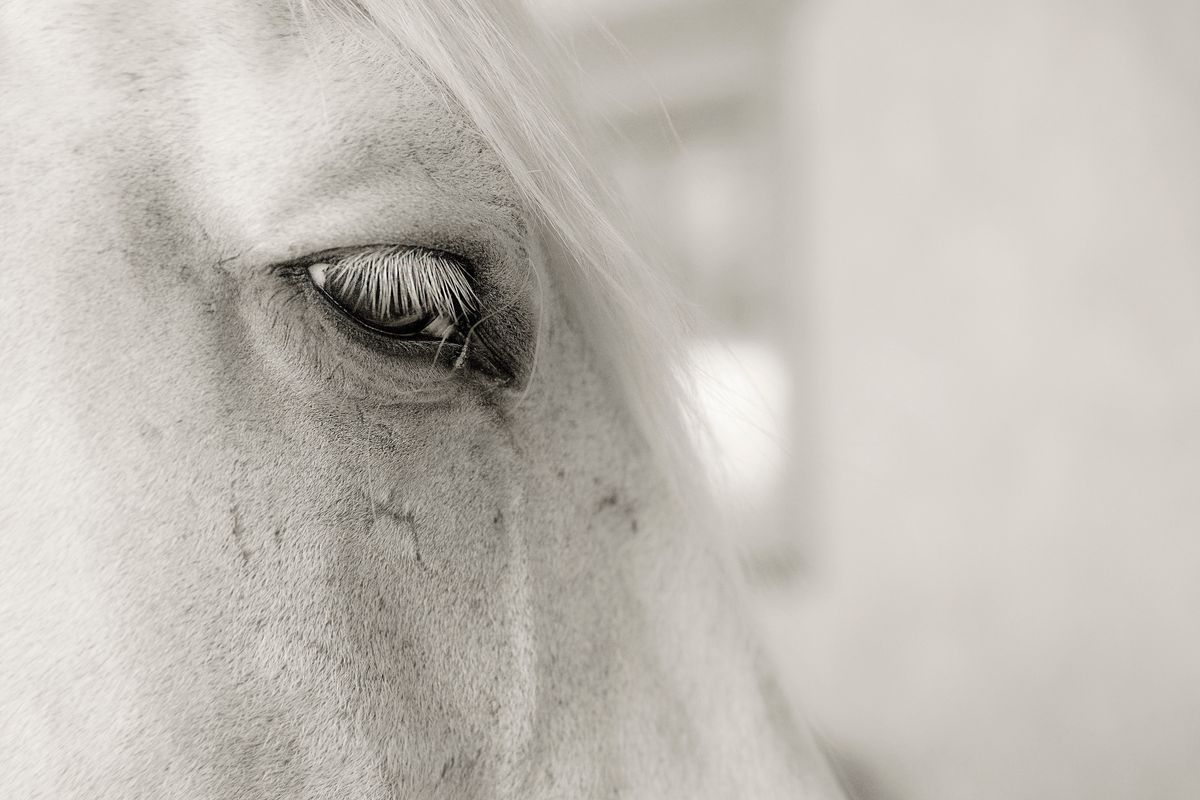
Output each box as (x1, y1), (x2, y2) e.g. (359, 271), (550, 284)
(8, 0), (516, 248)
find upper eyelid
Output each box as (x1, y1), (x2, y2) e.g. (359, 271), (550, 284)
(247, 190), (528, 261)
(281, 242), (473, 270)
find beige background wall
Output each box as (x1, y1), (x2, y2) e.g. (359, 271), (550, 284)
(774, 2), (1200, 798)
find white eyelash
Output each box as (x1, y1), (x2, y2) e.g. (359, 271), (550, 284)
(311, 245), (479, 324)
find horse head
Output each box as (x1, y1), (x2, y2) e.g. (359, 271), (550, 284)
(0, 1), (838, 796)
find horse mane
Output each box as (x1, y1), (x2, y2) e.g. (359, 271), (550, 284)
(295, 0), (705, 503)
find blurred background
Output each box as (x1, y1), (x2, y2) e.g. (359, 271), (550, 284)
(531, 1), (1200, 799)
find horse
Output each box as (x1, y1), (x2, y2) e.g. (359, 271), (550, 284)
(0, 1), (842, 796)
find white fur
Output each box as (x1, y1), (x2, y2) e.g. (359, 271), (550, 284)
(0, 1), (841, 797)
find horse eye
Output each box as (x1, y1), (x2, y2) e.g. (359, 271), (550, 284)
(306, 245), (479, 340)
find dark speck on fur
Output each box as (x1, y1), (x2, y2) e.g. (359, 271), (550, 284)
(596, 492), (620, 511)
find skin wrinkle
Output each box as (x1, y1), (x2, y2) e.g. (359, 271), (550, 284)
(0, 1), (838, 799)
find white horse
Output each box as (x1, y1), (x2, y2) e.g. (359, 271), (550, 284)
(0, 1), (842, 797)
